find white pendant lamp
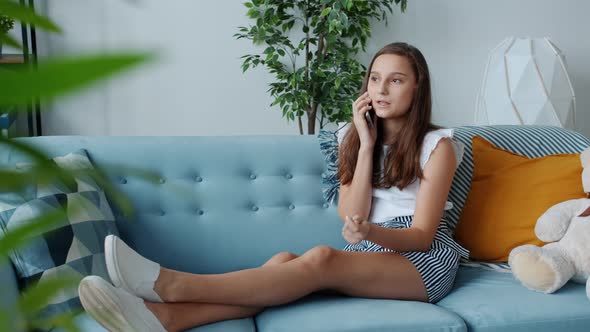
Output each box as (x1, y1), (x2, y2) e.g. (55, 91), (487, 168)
(475, 37), (576, 128)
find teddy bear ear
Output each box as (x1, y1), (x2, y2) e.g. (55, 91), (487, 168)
(582, 147), (590, 194)
(582, 147), (590, 169)
(579, 205), (590, 217)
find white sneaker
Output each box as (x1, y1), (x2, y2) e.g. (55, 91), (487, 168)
(78, 275), (167, 332)
(105, 234), (163, 303)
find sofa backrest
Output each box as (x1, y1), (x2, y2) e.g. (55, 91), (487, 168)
(5, 125), (589, 274)
(4, 135), (345, 273)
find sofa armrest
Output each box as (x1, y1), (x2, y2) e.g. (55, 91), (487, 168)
(0, 258), (24, 332)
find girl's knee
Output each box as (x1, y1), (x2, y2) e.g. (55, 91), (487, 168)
(266, 252), (299, 265)
(302, 245), (335, 267)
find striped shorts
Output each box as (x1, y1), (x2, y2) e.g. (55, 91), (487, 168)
(342, 215), (469, 303)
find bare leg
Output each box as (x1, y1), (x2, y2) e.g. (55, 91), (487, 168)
(154, 245), (428, 307)
(145, 252), (299, 332)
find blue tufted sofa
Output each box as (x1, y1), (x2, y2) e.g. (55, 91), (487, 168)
(2, 126), (590, 332)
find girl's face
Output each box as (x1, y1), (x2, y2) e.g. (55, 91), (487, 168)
(367, 54), (417, 120)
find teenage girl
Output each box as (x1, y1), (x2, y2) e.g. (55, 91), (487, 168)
(78, 42), (468, 332)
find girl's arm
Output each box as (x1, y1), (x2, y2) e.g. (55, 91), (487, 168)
(337, 145), (374, 224)
(364, 138), (457, 252)
(337, 92), (377, 224)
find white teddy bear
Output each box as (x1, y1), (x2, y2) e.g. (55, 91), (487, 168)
(509, 147), (590, 300)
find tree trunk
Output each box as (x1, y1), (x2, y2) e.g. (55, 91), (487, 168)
(308, 102), (317, 135)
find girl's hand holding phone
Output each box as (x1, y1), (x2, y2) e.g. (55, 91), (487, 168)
(342, 215), (371, 245)
(352, 91), (377, 149)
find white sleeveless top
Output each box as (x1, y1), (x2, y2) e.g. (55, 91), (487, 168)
(337, 123), (465, 224)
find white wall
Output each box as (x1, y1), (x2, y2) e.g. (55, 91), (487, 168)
(33, 0), (299, 136)
(368, 0), (590, 137)
(29, 0), (590, 137)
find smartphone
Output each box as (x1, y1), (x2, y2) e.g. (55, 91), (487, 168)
(364, 106), (374, 129)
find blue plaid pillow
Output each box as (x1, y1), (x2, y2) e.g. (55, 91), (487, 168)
(0, 149), (119, 318)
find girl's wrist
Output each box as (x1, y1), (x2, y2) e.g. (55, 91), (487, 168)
(358, 144), (374, 154)
(364, 223), (375, 241)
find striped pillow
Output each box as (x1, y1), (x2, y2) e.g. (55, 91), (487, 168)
(318, 129), (341, 205)
(446, 125), (590, 272)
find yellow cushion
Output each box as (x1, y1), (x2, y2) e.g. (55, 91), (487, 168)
(455, 136), (586, 262)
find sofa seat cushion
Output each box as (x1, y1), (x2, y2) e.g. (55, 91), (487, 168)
(185, 318), (256, 332)
(52, 313), (257, 332)
(437, 266), (590, 332)
(255, 293), (466, 332)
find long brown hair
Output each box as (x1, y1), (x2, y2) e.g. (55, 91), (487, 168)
(338, 42), (439, 190)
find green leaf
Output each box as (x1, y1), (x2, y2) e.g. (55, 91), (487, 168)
(0, 169), (35, 192)
(0, 136), (74, 187)
(0, 1), (61, 33)
(320, 7), (332, 18)
(340, 13), (349, 27)
(244, 1), (253, 8)
(18, 276), (81, 316)
(28, 309), (83, 332)
(247, 8), (260, 18)
(0, 53), (154, 107)
(66, 163), (146, 219)
(0, 209), (66, 258)
(0, 32), (21, 49)
(0, 137), (136, 218)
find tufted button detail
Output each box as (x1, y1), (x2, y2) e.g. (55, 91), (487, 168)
(251, 205), (259, 211)
(195, 176), (203, 182)
(288, 204), (295, 210)
(285, 173), (293, 179)
(323, 203), (330, 208)
(120, 178), (127, 184)
(250, 174), (257, 180)
(159, 210), (166, 216)
(159, 178), (166, 184)
(196, 208), (204, 215)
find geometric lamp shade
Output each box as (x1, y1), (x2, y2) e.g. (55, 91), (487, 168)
(475, 37), (576, 128)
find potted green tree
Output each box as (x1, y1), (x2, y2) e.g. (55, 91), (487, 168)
(0, 14), (15, 57)
(235, 0), (407, 135)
